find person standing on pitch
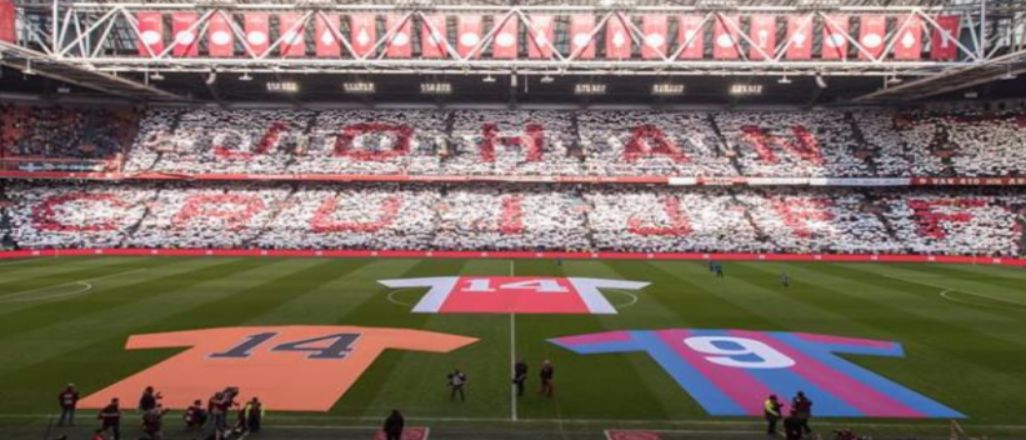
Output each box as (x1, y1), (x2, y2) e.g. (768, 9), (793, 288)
(539, 360), (555, 397)
(763, 394), (782, 436)
(447, 368), (467, 401)
(780, 271), (790, 288)
(57, 383), (79, 426)
(792, 391), (813, 434)
(513, 359), (528, 397)
(783, 408), (804, 440)
(243, 397), (265, 433)
(138, 386), (160, 413)
(97, 397), (121, 440)
(383, 409), (404, 440)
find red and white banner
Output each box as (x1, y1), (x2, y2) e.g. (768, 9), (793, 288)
(313, 13), (341, 58)
(858, 15), (887, 60)
(136, 12), (164, 57)
(279, 13), (306, 57)
(748, 14), (777, 61)
(457, 15), (483, 58)
(931, 15), (961, 61)
(526, 15), (555, 59)
(821, 14), (849, 60)
(420, 14), (449, 58)
(893, 15), (923, 60)
(785, 14), (813, 60)
(3, 248), (1023, 268)
(384, 15), (412, 58)
(712, 15), (739, 60)
(492, 14), (518, 59)
(569, 14), (596, 59)
(640, 15), (668, 59)
(605, 14), (631, 60)
(0, 0), (15, 43)
(350, 14), (376, 57)
(243, 13), (270, 56)
(677, 15), (705, 59)
(171, 12), (198, 57)
(207, 13), (233, 57)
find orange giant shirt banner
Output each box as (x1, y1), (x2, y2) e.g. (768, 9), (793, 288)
(78, 326), (477, 412)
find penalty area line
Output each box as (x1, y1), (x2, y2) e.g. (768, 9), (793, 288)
(939, 288), (1026, 309)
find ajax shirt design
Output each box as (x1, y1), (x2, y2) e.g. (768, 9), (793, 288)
(79, 326), (477, 412)
(550, 329), (963, 419)
(379, 276), (649, 314)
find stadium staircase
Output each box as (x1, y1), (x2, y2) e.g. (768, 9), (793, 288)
(244, 185), (298, 248)
(707, 114), (744, 174)
(927, 123), (958, 176)
(845, 112), (881, 176)
(118, 189), (161, 247)
(732, 191), (774, 247)
(863, 191), (901, 242)
(568, 113), (584, 160)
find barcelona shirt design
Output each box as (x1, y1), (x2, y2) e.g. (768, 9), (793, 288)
(550, 329), (963, 418)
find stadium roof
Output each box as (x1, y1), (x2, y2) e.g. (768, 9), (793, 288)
(1, 0), (1023, 105)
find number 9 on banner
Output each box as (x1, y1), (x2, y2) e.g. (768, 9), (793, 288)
(684, 336), (795, 369)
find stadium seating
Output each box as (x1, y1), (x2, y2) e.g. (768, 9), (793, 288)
(4, 182), (1023, 256)
(6, 105), (1026, 178)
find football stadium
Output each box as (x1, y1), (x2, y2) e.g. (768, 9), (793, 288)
(1, 0), (1026, 439)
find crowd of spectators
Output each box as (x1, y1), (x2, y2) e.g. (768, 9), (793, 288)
(4, 182), (1023, 256)
(9, 105), (1026, 178)
(0, 105), (135, 160)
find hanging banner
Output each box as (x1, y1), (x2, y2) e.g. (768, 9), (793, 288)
(207, 13), (233, 57)
(677, 15), (705, 59)
(492, 14), (518, 59)
(243, 13), (270, 56)
(384, 14), (412, 58)
(569, 14), (596, 59)
(350, 14), (376, 57)
(605, 14), (631, 60)
(748, 14), (777, 60)
(640, 15), (667, 59)
(457, 15), (483, 58)
(858, 15), (887, 60)
(136, 12), (165, 57)
(0, 0), (15, 43)
(893, 15), (923, 60)
(785, 14), (813, 60)
(314, 13), (341, 58)
(420, 14), (449, 58)
(930, 15), (961, 61)
(821, 14), (849, 60)
(279, 13), (306, 57)
(712, 15), (739, 59)
(526, 14), (554, 59)
(171, 12), (198, 57)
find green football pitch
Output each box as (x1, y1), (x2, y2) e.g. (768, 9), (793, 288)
(1, 256), (1025, 440)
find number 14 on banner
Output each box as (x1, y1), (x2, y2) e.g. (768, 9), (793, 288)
(378, 277), (649, 314)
